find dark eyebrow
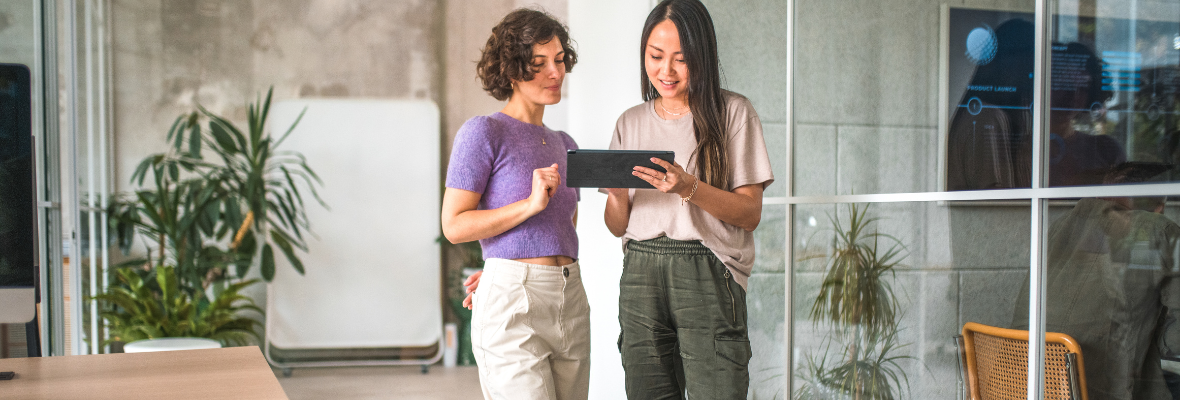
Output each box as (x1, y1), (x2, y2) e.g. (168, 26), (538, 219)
(532, 51), (566, 61)
(647, 44), (680, 55)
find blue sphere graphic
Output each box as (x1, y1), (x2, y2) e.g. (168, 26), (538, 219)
(965, 26), (997, 65)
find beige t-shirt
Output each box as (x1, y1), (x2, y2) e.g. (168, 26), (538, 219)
(605, 91), (775, 289)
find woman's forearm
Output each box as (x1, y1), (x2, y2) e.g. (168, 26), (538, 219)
(683, 182), (763, 232)
(443, 199), (537, 244)
(604, 191), (631, 237)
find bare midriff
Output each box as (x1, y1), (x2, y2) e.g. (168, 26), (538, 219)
(513, 255), (575, 266)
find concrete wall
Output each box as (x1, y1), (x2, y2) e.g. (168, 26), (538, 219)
(110, 0), (444, 192)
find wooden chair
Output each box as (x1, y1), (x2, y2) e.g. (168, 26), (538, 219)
(954, 322), (1087, 400)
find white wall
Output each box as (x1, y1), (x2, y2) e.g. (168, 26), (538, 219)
(567, 0), (653, 398)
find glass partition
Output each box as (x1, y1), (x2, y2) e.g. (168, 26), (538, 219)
(750, 204), (787, 398)
(1039, 195), (1180, 398)
(1049, 1), (1180, 187)
(793, 1), (1036, 197)
(792, 201), (1031, 399)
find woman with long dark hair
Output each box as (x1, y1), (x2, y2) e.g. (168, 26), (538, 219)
(603, 0), (774, 398)
(441, 8), (589, 400)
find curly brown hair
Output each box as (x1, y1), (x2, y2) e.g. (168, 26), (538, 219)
(477, 9), (577, 101)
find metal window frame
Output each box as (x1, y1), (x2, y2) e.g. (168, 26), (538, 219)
(59, 0), (112, 356)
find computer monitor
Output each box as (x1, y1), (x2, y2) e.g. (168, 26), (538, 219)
(0, 63), (36, 324)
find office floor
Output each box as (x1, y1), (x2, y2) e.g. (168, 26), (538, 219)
(275, 365), (483, 400)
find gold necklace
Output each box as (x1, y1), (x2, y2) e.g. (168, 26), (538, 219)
(659, 98), (690, 116)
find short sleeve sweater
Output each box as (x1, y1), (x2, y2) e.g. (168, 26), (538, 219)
(446, 112), (580, 260)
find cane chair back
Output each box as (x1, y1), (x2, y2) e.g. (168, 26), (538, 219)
(958, 322), (1087, 400)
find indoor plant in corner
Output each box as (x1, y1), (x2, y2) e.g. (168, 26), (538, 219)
(97, 88), (322, 351)
(794, 203), (913, 400)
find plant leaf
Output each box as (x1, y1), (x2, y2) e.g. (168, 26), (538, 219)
(270, 230), (304, 275)
(261, 244), (275, 281)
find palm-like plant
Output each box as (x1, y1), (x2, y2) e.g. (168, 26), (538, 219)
(110, 143), (242, 292)
(100, 88), (323, 348)
(197, 88), (322, 281)
(809, 203), (905, 340)
(797, 203), (912, 400)
(795, 332), (913, 400)
(94, 265), (262, 347)
(113, 88), (323, 283)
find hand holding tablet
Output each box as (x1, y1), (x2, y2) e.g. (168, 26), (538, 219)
(567, 150), (675, 188)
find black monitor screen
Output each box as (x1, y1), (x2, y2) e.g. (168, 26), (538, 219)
(0, 64), (33, 288)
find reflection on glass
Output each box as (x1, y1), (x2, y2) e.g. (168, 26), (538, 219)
(793, 202), (1030, 399)
(945, 4), (1180, 190)
(946, 9), (1036, 190)
(1020, 191), (1180, 398)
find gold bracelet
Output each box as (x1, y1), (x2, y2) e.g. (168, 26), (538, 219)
(680, 176), (698, 206)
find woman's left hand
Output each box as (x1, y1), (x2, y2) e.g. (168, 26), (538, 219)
(633, 157), (694, 197)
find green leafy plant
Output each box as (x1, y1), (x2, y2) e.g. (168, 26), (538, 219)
(108, 152), (243, 293)
(93, 265), (262, 347)
(100, 88), (323, 348)
(193, 88), (322, 281)
(110, 88), (323, 285)
(796, 203), (912, 400)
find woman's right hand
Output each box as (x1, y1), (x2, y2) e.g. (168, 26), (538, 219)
(527, 163), (561, 215)
(462, 270), (483, 310)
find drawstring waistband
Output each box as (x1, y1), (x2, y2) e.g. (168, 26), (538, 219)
(625, 236), (712, 256)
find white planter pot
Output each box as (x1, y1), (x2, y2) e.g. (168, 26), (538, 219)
(123, 337), (222, 353)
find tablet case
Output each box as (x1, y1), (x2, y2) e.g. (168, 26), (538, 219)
(566, 149), (675, 188)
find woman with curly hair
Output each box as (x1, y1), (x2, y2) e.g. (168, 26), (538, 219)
(440, 8), (588, 400)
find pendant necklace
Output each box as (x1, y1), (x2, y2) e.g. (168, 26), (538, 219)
(659, 98), (689, 116)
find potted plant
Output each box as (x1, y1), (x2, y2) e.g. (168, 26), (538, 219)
(97, 88), (323, 351)
(95, 265), (262, 349)
(795, 203), (913, 400)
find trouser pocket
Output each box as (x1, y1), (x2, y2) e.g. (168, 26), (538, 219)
(714, 336), (752, 368)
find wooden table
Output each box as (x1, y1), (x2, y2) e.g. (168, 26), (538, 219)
(0, 346), (287, 399)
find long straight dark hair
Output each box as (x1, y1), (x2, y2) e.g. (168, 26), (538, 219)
(641, 0), (730, 190)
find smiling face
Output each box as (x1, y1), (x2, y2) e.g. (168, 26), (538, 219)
(644, 20), (689, 104)
(511, 36), (566, 106)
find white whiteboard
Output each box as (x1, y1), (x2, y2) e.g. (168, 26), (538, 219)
(266, 99), (441, 349)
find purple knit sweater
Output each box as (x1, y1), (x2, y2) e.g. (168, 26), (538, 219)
(445, 112), (580, 260)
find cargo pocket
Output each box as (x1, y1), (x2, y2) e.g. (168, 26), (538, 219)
(617, 331), (624, 353)
(714, 336), (752, 368)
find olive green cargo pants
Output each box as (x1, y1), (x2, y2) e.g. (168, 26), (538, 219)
(618, 236), (751, 400)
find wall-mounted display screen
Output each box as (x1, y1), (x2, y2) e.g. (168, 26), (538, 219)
(945, 8), (1180, 190)
(0, 64), (34, 289)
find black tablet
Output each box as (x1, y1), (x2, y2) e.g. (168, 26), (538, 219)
(567, 149), (675, 188)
